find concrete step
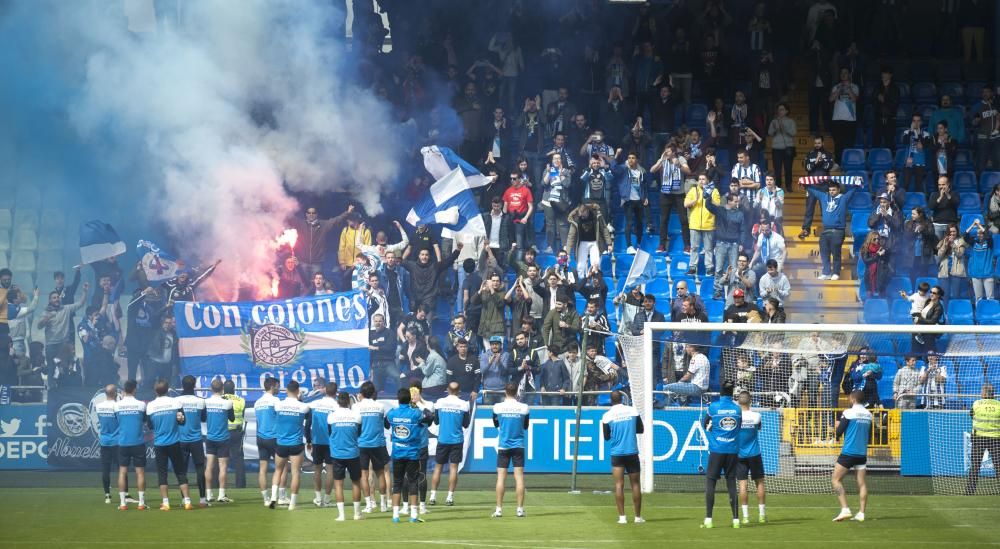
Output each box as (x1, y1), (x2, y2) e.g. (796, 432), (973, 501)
(782, 308), (860, 324)
(788, 279), (860, 303)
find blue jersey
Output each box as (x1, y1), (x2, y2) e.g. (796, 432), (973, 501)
(327, 406), (362, 459)
(147, 396), (183, 447)
(204, 394), (234, 442)
(704, 396), (741, 455)
(176, 394), (206, 443)
(114, 396), (147, 447)
(415, 400), (434, 449)
(308, 397), (339, 446)
(434, 395), (471, 445)
(493, 399), (530, 450)
(738, 409), (762, 458)
(386, 404), (427, 459)
(601, 403), (640, 457)
(253, 392), (279, 440)
(274, 397), (310, 447)
(355, 398), (387, 449)
(838, 405), (872, 457)
(95, 399), (120, 446)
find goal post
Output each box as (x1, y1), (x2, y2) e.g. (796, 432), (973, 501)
(619, 322), (1000, 496)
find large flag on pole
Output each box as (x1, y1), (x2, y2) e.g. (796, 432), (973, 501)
(405, 168), (486, 237)
(79, 220), (126, 265)
(622, 249), (658, 290)
(420, 145), (493, 188)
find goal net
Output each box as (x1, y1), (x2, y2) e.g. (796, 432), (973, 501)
(617, 323), (1000, 495)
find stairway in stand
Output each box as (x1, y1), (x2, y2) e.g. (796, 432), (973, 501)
(771, 68), (861, 324)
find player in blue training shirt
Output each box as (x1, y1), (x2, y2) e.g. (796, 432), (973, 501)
(327, 391), (363, 521)
(385, 387), (432, 523)
(253, 377), (281, 506)
(356, 381), (390, 514)
(492, 383), (530, 519)
(176, 375), (208, 507)
(401, 381), (434, 516)
(115, 379), (147, 510)
(430, 381), (471, 507)
(832, 390), (872, 522)
(308, 381), (339, 507)
(270, 380), (311, 511)
(95, 384), (122, 505)
(203, 379), (235, 504)
(736, 389), (766, 524)
(701, 382), (742, 529)
(601, 390), (644, 524)
(146, 379), (192, 511)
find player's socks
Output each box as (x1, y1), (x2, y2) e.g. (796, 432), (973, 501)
(336, 502), (345, 520)
(271, 485), (279, 502)
(419, 502), (427, 514)
(105, 493), (111, 504)
(288, 494), (298, 511)
(410, 506), (418, 520)
(759, 504), (767, 522)
(279, 487), (287, 501)
(702, 517), (713, 529)
(262, 490), (269, 503)
(741, 505), (749, 519)
(447, 491), (454, 502)
(392, 505), (400, 519)
(119, 492), (127, 507)
(380, 495), (388, 512)
(516, 507), (525, 518)
(851, 512), (865, 522)
(353, 501), (360, 518)
(618, 515), (627, 524)
(429, 490), (436, 504)
(315, 490), (322, 504)
(401, 502), (409, 514)
(138, 492), (145, 506)
(492, 506), (502, 518)
(206, 489), (214, 501)
(218, 488), (226, 500)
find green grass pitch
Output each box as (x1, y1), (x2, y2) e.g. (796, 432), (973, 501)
(2, 473), (998, 548)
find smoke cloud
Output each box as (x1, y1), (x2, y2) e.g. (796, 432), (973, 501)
(0, 0), (403, 297)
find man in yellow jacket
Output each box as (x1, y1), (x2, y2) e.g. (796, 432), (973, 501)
(684, 173), (721, 276)
(338, 212), (371, 288)
(967, 383), (1000, 495)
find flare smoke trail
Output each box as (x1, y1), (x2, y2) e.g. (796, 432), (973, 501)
(0, 0), (402, 297)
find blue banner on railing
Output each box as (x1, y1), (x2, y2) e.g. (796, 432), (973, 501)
(175, 291), (370, 392)
(463, 407), (780, 474)
(900, 411), (995, 477)
(0, 403), (48, 469)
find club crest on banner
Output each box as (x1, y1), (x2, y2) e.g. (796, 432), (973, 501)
(242, 323), (306, 367)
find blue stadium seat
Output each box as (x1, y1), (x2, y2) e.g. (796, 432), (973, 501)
(863, 299), (891, 324)
(537, 254), (557, 270)
(953, 171), (978, 194)
(847, 191), (872, 216)
(600, 254), (613, 274)
(871, 170), (889, 193)
(893, 149), (909, 170)
(896, 83), (911, 101)
(914, 276), (939, 291)
(615, 254), (634, 275)
(867, 148), (893, 171)
(917, 104), (938, 122)
(533, 211), (545, 234)
(891, 299), (913, 324)
(886, 277), (912, 297)
(668, 252), (689, 278)
(912, 82), (937, 103)
(965, 82), (987, 103)
(958, 193), (982, 216)
(895, 104), (912, 126)
(653, 255), (669, 277)
(666, 213), (682, 235)
(706, 299), (724, 323)
(939, 82), (964, 100)
(947, 299), (975, 325)
(903, 193), (926, 210)
(955, 149), (974, 172)
(644, 277), (671, 297)
(980, 172), (1000, 195)
(639, 235), (660, 253)
(685, 103), (708, 126)
(976, 299), (1000, 325)
(850, 215), (870, 250)
(841, 149), (866, 172)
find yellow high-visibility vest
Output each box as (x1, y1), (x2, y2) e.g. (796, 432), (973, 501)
(222, 394), (245, 430)
(971, 398), (1000, 438)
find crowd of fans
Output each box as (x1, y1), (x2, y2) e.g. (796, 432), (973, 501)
(0, 0), (995, 410)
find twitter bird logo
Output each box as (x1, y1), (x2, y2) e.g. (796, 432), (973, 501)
(0, 418), (21, 437)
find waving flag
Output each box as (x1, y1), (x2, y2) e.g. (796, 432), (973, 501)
(623, 249), (658, 290)
(421, 145), (493, 188)
(79, 220), (126, 265)
(405, 168), (486, 237)
(137, 240), (186, 282)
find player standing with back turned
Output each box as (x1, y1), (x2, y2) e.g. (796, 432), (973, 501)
(492, 383), (530, 518)
(736, 389), (766, 524)
(832, 390), (872, 522)
(701, 382), (741, 529)
(601, 390), (644, 524)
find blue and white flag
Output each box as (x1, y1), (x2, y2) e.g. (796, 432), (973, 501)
(405, 168), (486, 237)
(79, 220), (126, 265)
(175, 291), (370, 392)
(136, 240), (186, 282)
(421, 145), (493, 188)
(623, 249), (658, 290)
